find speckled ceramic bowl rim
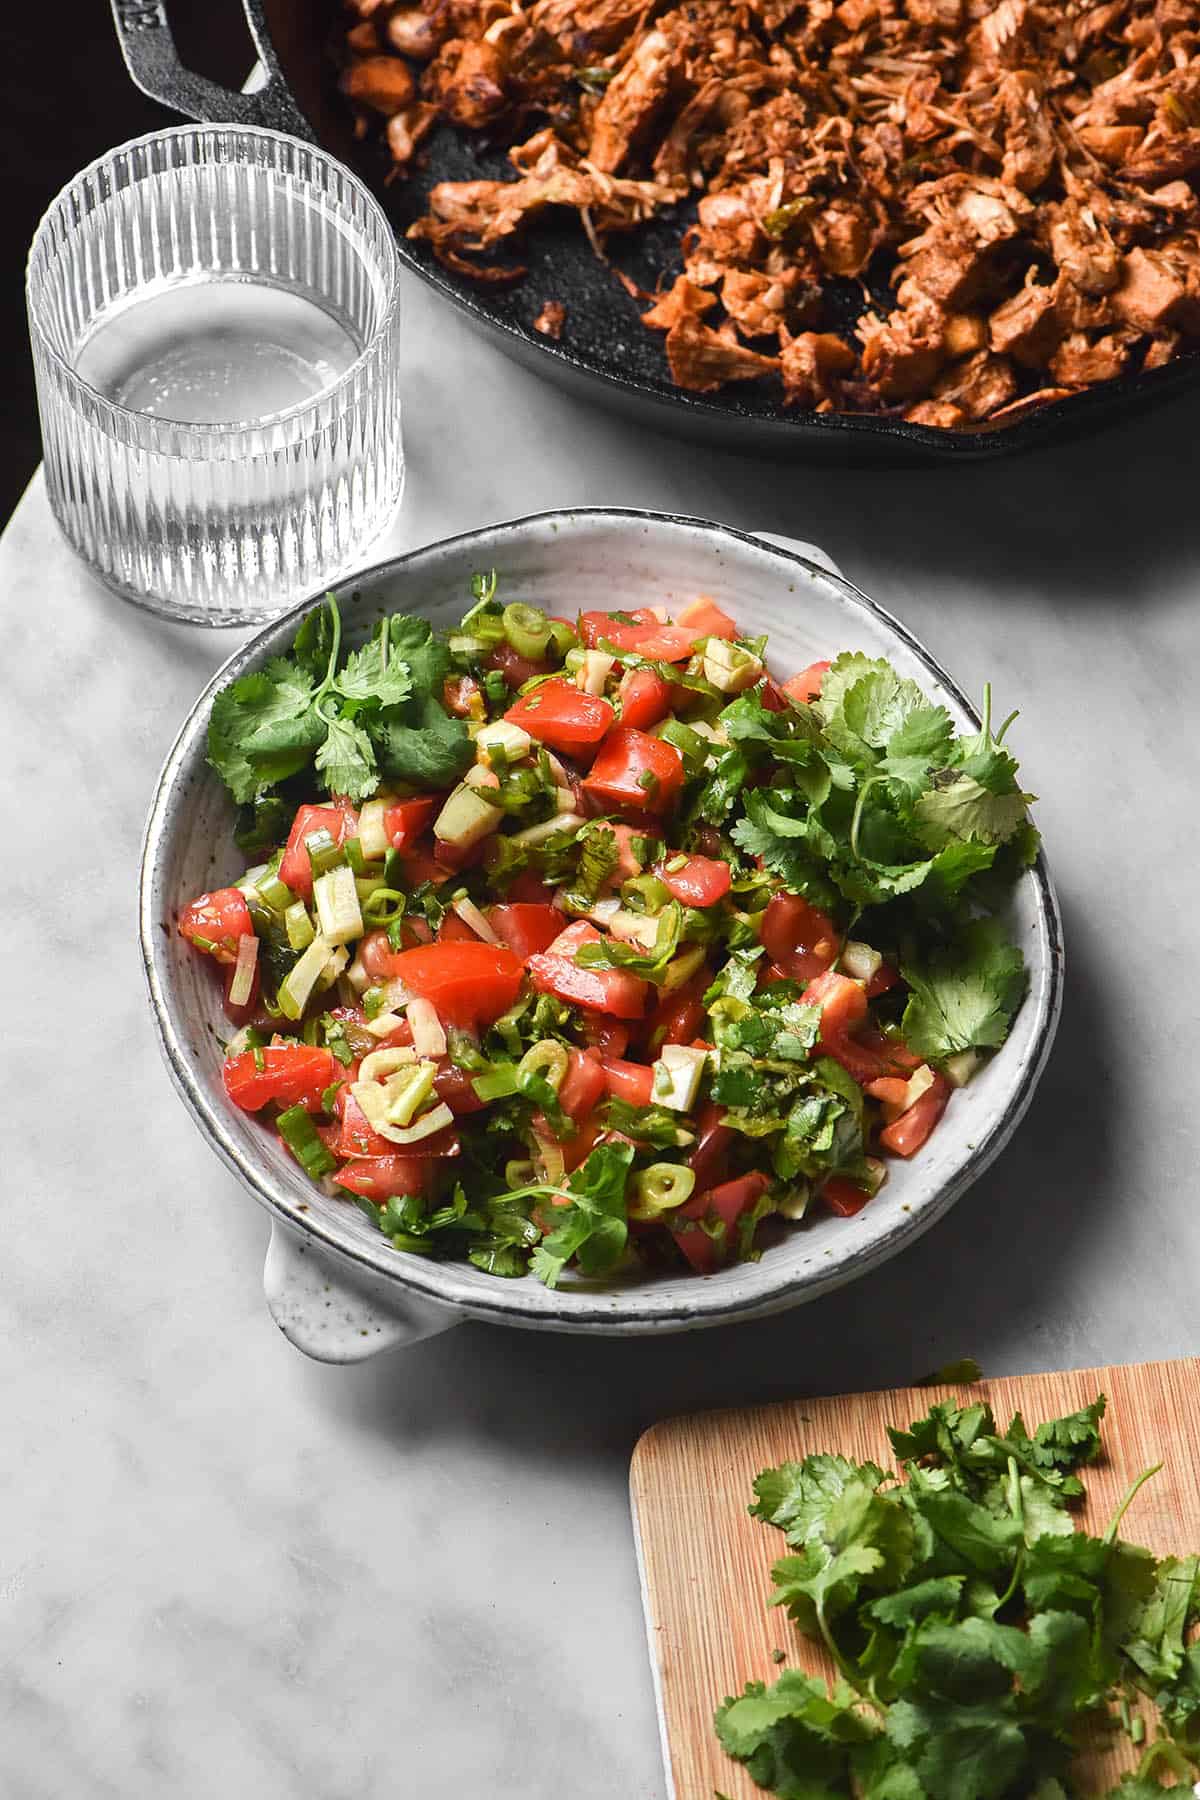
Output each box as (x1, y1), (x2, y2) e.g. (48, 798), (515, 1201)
(139, 509), (1064, 1333)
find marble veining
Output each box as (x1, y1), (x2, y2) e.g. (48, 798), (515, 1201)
(3, 257), (1199, 1797)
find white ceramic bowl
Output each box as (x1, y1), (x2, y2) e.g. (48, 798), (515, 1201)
(140, 511), (1063, 1359)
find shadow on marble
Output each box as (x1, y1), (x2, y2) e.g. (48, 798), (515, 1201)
(646, 390), (1194, 613)
(287, 891), (1117, 1466)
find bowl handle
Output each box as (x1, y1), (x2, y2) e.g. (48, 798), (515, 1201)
(750, 533), (844, 580)
(263, 1224), (464, 1363)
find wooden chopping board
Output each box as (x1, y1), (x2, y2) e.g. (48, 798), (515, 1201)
(630, 1359), (1200, 1800)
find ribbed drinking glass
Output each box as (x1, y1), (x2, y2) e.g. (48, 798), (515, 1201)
(27, 125), (404, 625)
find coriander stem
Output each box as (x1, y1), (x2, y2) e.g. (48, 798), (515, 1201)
(849, 776), (885, 864)
(313, 596), (343, 706)
(1104, 1463), (1163, 1544)
(1135, 1737), (1190, 1782)
(980, 682), (992, 745)
(994, 708), (1019, 745)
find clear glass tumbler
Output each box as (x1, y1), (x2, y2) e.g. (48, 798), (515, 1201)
(27, 126), (404, 625)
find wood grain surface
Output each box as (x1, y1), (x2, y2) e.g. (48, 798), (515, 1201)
(630, 1359), (1200, 1800)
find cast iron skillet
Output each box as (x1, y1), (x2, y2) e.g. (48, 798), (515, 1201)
(110, 0), (1200, 460)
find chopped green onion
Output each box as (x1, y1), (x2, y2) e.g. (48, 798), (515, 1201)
(344, 837), (370, 877)
(305, 828), (344, 879)
(505, 1158), (537, 1188)
(629, 1162), (696, 1221)
(621, 874), (671, 914)
(362, 885), (407, 926)
(503, 601), (552, 661)
(285, 901), (315, 952)
(546, 618), (579, 660)
(363, 986), (388, 1020)
(656, 717), (709, 776)
(254, 870), (294, 914)
(449, 633), (489, 660)
(472, 1064), (522, 1103)
(517, 1039), (569, 1093)
(276, 1105), (337, 1180)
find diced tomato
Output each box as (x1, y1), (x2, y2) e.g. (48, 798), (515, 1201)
(334, 1137), (459, 1201)
(648, 972), (709, 1050)
(582, 728), (685, 815)
(332, 1092), (395, 1159)
(782, 660), (832, 706)
(656, 854), (731, 909)
(618, 667), (673, 732)
(179, 888), (254, 965)
(487, 903), (563, 958)
(559, 1048), (608, 1122)
(437, 911), (480, 943)
(527, 952), (648, 1019)
(688, 1101), (734, 1192)
(821, 1176), (873, 1217)
(864, 1076), (911, 1111)
(580, 1017), (630, 1059)
(384, 796), (435, 851)
(759, 677), (788, 713)
(433, 1061), (487, 1116)
(601, 1059), (656, 1107)
(540, 919), (596, 958)
(761, 893), (838, 981)
(383, 942), (524, 1028)
(673, 1171), (772, 1274)
(803, 968), (890, 1083)
(279, 800), (358, 900)
(399, 847), (453, 889)
(578, 611), (699, 663)
(867, 960), (901, 999)
(879, 1073), (951, 1158)
(488, 642), (550, 690)
(223, 1044), (338, 1114)
(443, 674), (481, 718)
(222, 955), (261, 1026)
(561, 1115), (603, 1173)
(505, 870), (559, 904)
(605, 824), (646, 886)
(360, 928), (402, 980)
(675, 596), (738, 640)
(505, 678), (615, 753)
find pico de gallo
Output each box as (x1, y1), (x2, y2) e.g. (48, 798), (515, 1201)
(182, 577), (1038, 1286)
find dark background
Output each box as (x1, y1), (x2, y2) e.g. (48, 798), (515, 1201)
(3, 4), (252, 521)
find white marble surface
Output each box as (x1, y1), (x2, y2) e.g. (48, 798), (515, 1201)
(4, 263), (1199, 1799)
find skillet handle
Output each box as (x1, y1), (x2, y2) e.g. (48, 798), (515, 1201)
(109, 0), (315, 138)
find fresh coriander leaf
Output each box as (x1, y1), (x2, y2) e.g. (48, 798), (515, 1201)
(770, 1478), (915, 1629)
(382, 613), (451, 696)
(900, 922), (1027, 1061)
(372, 693), (474, 789)
(334, 629), (414, 707)
(1121, 1555), (1200, 1687)
(575, 902), (682, 984)
(1025, 1396), (1107, 1472)
(866, 1576), (965, 1629)
(314, 712), (378, 801)
(913, 774), (1032, 851)
(751, 1454), (887, 1543)
(884, 1695), (1026, 1800)
(917, 1359), (984, 1388)
(207, 662), (320, 802)
(530, 1141), (635, 1288)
